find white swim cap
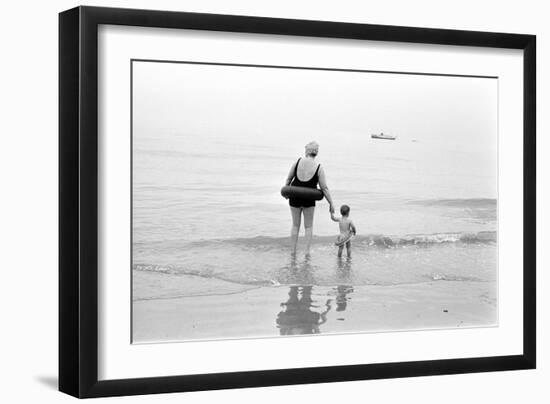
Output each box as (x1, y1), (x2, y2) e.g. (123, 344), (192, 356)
(305, 141), (319, 156)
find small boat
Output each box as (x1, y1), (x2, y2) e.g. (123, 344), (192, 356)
(371, 132), (397, 140)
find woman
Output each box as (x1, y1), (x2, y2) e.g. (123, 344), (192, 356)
(284, 141), (334, 255)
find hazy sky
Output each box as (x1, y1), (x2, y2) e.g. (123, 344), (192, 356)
(133, 60), (497, 153)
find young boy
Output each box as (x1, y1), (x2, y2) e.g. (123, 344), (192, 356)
(331, 205), (357, 258)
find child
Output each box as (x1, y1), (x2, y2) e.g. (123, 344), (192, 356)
(331, 205), (357, 258)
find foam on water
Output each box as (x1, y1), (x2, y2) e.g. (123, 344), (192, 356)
(133, 231), (496, 293)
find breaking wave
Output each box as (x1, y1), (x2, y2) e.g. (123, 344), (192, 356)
(182, 231), (497, 249)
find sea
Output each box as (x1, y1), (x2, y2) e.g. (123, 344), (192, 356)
(132, 129), (497, 292)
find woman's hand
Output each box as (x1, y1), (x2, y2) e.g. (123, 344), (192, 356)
(329, 204), (335, 214)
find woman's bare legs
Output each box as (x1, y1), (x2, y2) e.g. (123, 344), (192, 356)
(303, 207), (315, 255)
(290, 207), (302, 254)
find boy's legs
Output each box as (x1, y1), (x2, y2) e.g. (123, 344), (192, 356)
(345, 241), (352, 257)
(337, 245), (344, 258)
(290, 207), (302, 254)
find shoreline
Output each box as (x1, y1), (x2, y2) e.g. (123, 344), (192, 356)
(132, 271), (497, 343)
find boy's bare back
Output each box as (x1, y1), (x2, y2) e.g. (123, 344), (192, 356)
(330, 212), (356, 235)
(336, 216), (354, 235)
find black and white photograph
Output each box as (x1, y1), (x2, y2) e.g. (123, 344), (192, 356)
(131, 60), (498, 343)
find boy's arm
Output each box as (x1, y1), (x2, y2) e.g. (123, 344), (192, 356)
(330, 212), (340, 222)
(349, 221), (357, 235)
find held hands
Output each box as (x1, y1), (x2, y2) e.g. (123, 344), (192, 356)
(329, 204), (335, 214)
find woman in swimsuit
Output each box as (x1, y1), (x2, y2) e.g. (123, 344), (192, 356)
(284, 141), (335, 255)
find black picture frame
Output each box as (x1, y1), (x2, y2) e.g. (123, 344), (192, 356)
(59, 5), (536, 398)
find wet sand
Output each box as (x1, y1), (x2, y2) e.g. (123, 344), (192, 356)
(132, 271), (497, 343)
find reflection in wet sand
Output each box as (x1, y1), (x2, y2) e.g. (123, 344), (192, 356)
(276, 286), (331, 335)
(335, 285), (354, 312)
(275, 254), (358, 335)
(275, 284), (356, 335)
(334, 257), (354, 316)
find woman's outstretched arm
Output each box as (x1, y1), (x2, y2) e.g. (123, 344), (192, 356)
(318, 166), (334, 212)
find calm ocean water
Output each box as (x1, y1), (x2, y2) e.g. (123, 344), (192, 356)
(132, 129), (497, 292)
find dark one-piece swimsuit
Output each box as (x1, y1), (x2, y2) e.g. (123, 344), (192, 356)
(289, 158), (321, 208)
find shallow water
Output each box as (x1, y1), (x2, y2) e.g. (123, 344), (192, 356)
(133, 133), (497, 245)
(133, 234), (496, 288)
(132, 132), (497, 296)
